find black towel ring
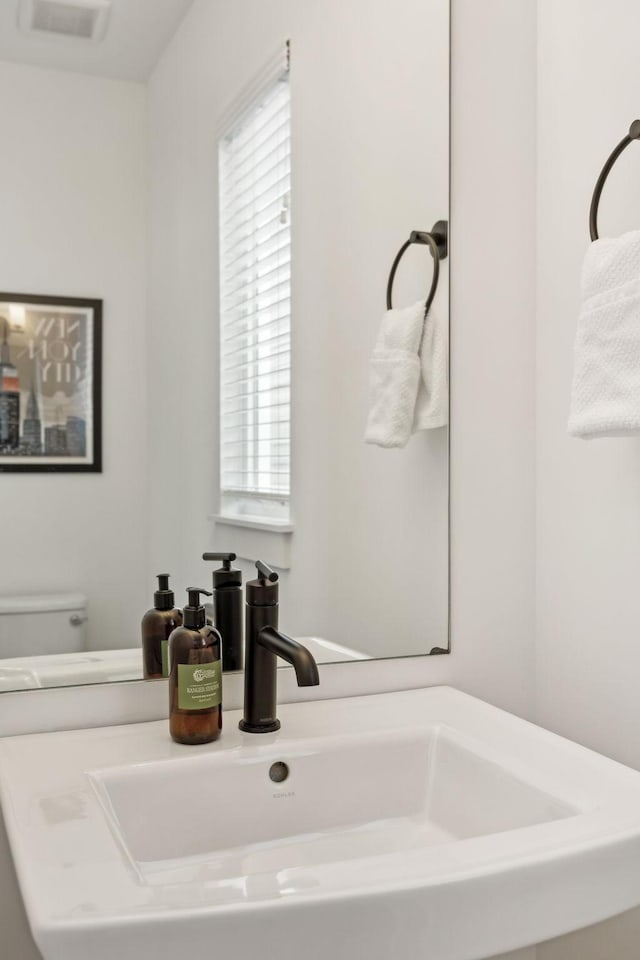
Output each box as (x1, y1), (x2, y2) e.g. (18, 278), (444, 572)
(386, 220), (448, 318)
(589, 120), (640, 240)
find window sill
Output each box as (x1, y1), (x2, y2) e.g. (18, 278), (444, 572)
(210, 514), (294, 534)
(209, 515), (293, 569)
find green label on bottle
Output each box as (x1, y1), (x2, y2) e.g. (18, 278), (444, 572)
(178, 662), (222, 711)
(161, 639), (169, 678)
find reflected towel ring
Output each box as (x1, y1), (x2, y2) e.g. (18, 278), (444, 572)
(386, 220), (448, 318)
(589, 120), (640, 240)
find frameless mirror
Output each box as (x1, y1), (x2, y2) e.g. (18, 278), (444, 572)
(0, 0), (449, 692)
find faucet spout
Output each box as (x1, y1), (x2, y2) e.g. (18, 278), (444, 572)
(258, 626), (320, 686)
(240, 559), (320, 734)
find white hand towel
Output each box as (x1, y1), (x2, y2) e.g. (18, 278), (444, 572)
(569, 229), (640, 438)
(413, 303), (448, 432)
(364, 300), (448, 448)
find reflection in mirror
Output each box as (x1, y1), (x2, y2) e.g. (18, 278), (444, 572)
(0, 0), (449, 692)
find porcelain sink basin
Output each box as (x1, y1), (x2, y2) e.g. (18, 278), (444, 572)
(91, 724), (574, 882)
(2, 686), (640, 960)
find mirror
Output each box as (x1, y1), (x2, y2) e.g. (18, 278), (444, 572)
(0, 0), (449, 692)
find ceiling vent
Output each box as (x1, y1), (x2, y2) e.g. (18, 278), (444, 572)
(18, 0), (112, 43)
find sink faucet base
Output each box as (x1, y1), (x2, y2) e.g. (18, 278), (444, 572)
(239, 717), (281, 734)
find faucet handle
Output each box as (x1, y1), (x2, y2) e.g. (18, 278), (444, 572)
(202, 552), (237, 568)
(247, 561), (279, 606)
(255, 560), (278, 583)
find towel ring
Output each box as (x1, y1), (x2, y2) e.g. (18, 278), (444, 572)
(386, 220), (448, 318)
(589, 120), (640, 240)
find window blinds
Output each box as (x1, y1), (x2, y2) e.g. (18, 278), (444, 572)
(218, 68), (291, 522)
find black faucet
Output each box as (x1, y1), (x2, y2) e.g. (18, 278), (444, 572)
(239, 561), (319, 734)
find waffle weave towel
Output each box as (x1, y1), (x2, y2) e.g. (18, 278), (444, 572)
(569, 229), (640, 438)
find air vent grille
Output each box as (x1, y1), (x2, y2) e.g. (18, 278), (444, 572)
(19, 0), (112, 42)
(31, 0), (98, 38)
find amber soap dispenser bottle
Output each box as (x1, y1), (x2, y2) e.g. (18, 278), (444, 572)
(141, 574), (183, 679)
(168, 588), (222, 745)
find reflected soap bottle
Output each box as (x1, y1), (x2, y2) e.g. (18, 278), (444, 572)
(141, 574), (183, 679)
(168, 588), (222, 745)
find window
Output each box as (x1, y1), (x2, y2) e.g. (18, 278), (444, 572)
(218, 63), (291, 525)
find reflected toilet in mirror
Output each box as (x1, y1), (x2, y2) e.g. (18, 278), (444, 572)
(0, 594), (87, 659)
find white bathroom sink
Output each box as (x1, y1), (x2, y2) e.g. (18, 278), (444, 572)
(2, 686), (640, 960)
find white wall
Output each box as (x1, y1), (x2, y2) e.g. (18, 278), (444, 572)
(536, 0), (640, 770)
(535, 1), (640, 956)
(0, 61), (148, 652)
(449, 0), (537, 718)
(146, 0), (450, 659)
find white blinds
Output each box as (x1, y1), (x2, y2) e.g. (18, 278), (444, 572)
(218, 70), (291, 522)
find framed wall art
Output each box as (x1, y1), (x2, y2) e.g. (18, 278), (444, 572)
(0, 293), (102, 473)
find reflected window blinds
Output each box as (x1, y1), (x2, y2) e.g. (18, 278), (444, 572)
(218, 67), (291, 523)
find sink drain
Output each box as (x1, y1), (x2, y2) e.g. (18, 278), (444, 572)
(269, 761), (289, 783)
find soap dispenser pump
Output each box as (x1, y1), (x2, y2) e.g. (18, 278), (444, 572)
(202, 552), (243, 672)
(168, 588), (222, 745)
(141, 574), (183, 679)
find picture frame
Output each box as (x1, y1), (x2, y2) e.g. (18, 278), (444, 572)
(0, 293), (102, 473)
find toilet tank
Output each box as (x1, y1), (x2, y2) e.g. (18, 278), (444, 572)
(0, 594), (87, 659)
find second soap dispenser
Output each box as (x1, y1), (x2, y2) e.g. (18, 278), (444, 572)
(202, 552), (243, 671)
(141, 574), (182, 680)
(168, 588), (222, 745)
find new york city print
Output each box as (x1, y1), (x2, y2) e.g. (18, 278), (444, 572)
(0, 297), (100, 470)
